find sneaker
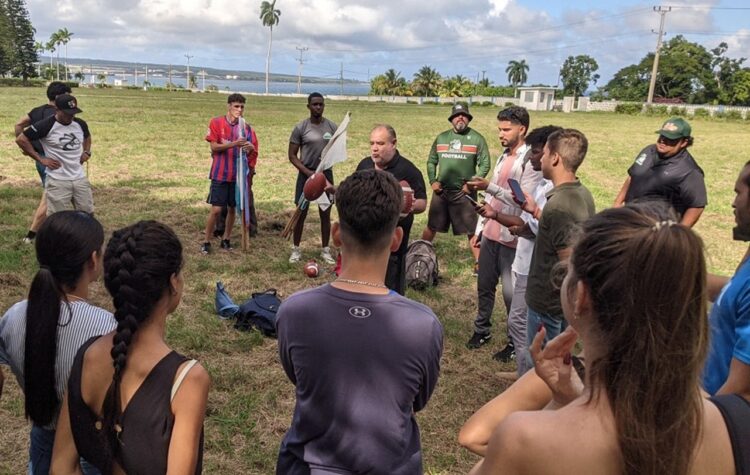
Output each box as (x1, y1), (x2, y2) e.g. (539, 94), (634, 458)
(492, 342), (516, 362)
(466, 332), (492, 349)
(22, 237), (34, 244)
(200, 242), (211, 255)
(320, 247), (335, 265)
(472, 261), (479, 277)
(220, 239), (232, 250)
(289, 247), (302, 263)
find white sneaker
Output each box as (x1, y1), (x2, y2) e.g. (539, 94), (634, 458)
(289, 247), (302, 263)
(320, 247), (335, 265)
(22, 237), (34, 244)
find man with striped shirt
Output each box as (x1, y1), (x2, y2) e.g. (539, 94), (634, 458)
(202, 93), (259, 254)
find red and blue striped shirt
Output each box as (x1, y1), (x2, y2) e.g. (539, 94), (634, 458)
(205, 116), (259, 182)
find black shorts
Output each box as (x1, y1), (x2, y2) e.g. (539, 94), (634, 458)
(294, 169), (334, 205)
(427, 189), (478, 235)
(207, 180), (236, 207)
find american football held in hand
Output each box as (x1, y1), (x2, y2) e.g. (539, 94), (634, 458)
(400, 180), (414, 218)
(303, 172), (327, 201)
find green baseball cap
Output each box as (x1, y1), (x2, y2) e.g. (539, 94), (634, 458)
(656, 117), (691, 140)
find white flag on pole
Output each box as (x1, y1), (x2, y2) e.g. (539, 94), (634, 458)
(314, 112), (350, 210)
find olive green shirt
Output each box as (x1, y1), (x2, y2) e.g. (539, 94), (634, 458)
(526, 180), (595, 316)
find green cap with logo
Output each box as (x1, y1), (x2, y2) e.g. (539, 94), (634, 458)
(655, 117), (691, 140)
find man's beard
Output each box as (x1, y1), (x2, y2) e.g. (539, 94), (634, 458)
(454, 122), (467, 132)
(733, 223), (750, 241)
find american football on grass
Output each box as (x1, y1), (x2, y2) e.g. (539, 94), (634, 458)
(303, 259), (320, 278)
(400, 180), (414, 217)
(303, 173), (327, 201)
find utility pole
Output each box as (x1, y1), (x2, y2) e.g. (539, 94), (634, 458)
(647, 6), (671, 104)
(340, 62), (344, 95)
(144, 66), (148, 85)
(184, 54), (194, 89)
(295, 46), (308, 94)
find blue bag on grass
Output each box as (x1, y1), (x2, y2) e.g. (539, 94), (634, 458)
(235, 289), (281, 338)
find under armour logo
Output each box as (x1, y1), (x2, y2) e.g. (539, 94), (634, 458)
(59, 133), (81, 151)
(348, 306), (372, 319)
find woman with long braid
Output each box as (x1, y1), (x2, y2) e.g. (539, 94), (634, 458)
(472, 203), (742, 475)
(0, 211), (116, 474)
(51, 221), (209, 474)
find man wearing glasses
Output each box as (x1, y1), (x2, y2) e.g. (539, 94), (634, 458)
(613, 117), (706, 227)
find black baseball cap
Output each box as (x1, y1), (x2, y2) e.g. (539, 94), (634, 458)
(55, 94), (82, 114)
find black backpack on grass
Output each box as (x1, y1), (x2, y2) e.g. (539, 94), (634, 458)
(234, 289), (281, 338)
(405, 240), (439, 290)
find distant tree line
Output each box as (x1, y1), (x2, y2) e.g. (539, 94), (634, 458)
(0, 0), (37, 81)
(372, 38), (750, 106)
(600, 36), (750, 106)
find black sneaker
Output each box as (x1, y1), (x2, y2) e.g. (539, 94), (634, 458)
(220, 239), (232, 250)
(493, 342), (516, 362)
(200, 242), (211, 254)
(466, 332), (491, 349)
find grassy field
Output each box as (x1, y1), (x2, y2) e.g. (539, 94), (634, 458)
(0, 87), (748, 474)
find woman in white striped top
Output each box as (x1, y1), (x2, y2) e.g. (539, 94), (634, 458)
(0, 211), (116, 474)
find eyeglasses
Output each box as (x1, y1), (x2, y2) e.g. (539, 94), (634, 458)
(657, 135), (681, 146)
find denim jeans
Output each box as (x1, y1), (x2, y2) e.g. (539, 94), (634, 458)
(28, 425), (101, 475)
(525, 306), (568, 370)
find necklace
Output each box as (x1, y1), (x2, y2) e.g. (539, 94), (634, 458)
(335, 278), (387, 289)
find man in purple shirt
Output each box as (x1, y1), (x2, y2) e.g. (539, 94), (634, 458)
(276, 169), (444, 475)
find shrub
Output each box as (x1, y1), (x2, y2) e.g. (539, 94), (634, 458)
(60, 81), (80, 89)
(644, 105), (668, 116)
(693, 108), (710, 118)
(504, 102), (515, 107)
(0, 77), (46, 87)
(725, 110), (743, 121)
(670, 106), (687, 116)
(615, 103), (642, 115)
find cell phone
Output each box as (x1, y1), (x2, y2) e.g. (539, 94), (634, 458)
(508, 178), (526, 204)
(464, 194), (479, 207)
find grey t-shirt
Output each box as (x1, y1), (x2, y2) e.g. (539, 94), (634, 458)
(276, 284), (443, 475)
(0, 300), (116, 429)
(289, 118), (337, 169)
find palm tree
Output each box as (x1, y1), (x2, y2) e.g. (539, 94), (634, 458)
(49, 31), (63, 80)
(412, 66), (442, 96)
(382, 69), (408, 95)
(259, 0), (281, 94)
(34, 41), (45, 76)
(45, 37), (56, 79)
(57, 28), (73, 81)
(506, 59), (529, 96)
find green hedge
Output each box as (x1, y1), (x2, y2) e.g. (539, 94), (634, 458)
(614, 103), (643, 115)
(0, 77), (46, 87)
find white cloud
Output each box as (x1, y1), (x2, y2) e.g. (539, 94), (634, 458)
(24, 0), (750, 86)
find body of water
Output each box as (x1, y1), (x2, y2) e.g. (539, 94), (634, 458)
(82, 74), (370, 96)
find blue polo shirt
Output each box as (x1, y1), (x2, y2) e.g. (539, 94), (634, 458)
(703, 259), (750, 394)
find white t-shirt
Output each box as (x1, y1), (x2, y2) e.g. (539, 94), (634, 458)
(512, 179), (553, 275)
(24, 115), (90, 181)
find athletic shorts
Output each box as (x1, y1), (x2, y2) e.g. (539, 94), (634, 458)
(427, 188), (478, 235)
(207, 180), (236, 207)
(45, 176), (94, 215)
(294, 169), (334, 206)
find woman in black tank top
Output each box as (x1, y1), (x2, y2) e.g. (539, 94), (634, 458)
(51, 221), (210, 474)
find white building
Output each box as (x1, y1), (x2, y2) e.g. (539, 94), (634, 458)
(517, 86), (557, 111)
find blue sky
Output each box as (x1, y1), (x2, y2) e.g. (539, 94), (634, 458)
(27, 0), (750, 87)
